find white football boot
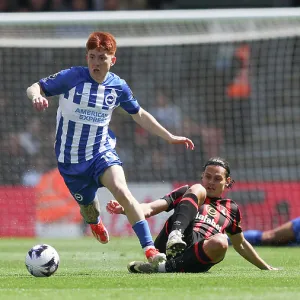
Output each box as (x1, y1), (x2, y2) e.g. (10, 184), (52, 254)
(166, 230), (186, 258)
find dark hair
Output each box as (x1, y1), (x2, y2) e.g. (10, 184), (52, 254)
(203, 157), (235, 189)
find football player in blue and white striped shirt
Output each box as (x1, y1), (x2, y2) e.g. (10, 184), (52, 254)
(26, 31), (194, 267)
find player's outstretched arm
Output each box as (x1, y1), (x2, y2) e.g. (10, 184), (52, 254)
(229, 232), (279, 270)
(131, 107), (194, 150)
(106, 199), (169, 218)
(26, 82), (49, 112)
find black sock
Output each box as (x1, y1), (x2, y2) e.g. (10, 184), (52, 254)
(171, 193), (199, 233)
(165, 240), (213, 273)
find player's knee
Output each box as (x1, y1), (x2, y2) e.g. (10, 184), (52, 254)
(111, 186), (134, 206)
(79, 203), (100, 224)
(187, 184), (207, 206)
(205, 234), (228, 262)
(210, 234), (228, 252)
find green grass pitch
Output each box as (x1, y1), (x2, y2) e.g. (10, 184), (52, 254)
(0, 237), (299, 300)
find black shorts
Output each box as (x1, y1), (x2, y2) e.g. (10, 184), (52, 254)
(154, 215), (217, 273)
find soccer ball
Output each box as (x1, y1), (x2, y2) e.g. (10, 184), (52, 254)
(25, 244), (60, 277)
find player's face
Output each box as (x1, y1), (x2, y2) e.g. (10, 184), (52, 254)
(87, 49), (116, 82)
(201, 165), (230, 198)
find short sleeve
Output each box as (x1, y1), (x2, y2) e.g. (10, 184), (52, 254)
(118, 81), (140, 114)
(162, 185), (190, 212)
(39, 67), (80, 97)
(226, 204), (243, 235)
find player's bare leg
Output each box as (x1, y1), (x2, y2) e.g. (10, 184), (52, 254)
(79, 197), (109, 244)
(243, 218), (300, 246)
(202, 234), (228, 263)
(100, 165), (143, 224)
(100, 165), (166, 265)
(262, 221), (295, 245)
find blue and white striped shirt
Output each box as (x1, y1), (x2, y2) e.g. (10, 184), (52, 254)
(39, 67), (140, 164)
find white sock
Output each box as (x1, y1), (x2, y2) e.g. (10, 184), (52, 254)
(157, 262), (166, 273)
(143, 245), (155, 252)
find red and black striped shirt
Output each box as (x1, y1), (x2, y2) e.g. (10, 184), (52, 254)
(162, 185), (242, 239)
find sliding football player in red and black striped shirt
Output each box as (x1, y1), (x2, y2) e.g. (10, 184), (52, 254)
(106, 157), (278, 273)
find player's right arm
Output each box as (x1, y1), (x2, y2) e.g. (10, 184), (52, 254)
(106, 184), (206, 217)
(27, 67), (81, 112)
(26, 82), (49, 112)
(106, 199), (169, 218)
(106, 185), (190, 217)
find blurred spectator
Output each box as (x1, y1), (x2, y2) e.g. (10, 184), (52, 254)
(223, 44), (252, 146)
(23, 0), (50, 11)
(0, 91), (10, 132)
(103, 0), (121, 10)
(0, 0), (8, 12)
(18, 117), (42, 156)
(150, 148), (177, 180)
(204, 43), (252, 151)
(92, 0), (147, 10)
(127, 0), (147, 9)
(129, 126), (152, 180)
(0, 132), (29, 185)
(149, 88), (183, 134)
(49, 0), (69, 11)
(146, 0), (175, 9)
(22, 155), (45, 187)
(0, 0), (17, 12)
(69, 0), (93, 10)
(3, 0), (300, 11)
(148, 87), (221, 159)
(15, 0), (30, 11)
(292, 0), (300, 6)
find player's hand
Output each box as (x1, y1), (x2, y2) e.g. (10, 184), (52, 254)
(168, 135), (195, 150)
(263, 265), (280, 271)
(32, 95), (49, 112)
(268, 266), (280, 271)
(106, 200), (125, 215)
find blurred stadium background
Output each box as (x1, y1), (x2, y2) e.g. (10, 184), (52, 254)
(0, 0), (300, 239)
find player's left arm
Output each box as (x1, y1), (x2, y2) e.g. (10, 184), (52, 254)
(119, 81), (194, 149)
(229, 232), (278, 270)
(131, 107), (194, 150)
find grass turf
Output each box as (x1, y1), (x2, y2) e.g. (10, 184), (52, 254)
(0, 237), (299, 300)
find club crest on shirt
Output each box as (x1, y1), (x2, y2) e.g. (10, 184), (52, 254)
(73, 193), (83, 202)
(207, 206), (217, 217)
(104, 88), (117, 107)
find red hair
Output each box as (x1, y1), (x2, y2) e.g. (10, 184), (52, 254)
(86, 32), (117, 55)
